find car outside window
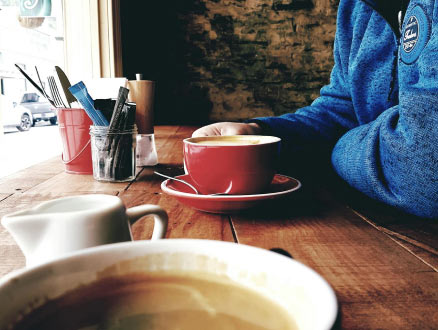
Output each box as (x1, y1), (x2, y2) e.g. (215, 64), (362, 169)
(21, 93), (40, 103)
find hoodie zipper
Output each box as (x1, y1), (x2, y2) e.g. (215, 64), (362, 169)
(360, 0), (409, 39)
(360, 0), (409, 102)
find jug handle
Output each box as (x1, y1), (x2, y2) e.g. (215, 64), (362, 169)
(126, 205), (168, 240)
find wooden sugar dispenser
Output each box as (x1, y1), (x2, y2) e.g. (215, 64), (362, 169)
(128, 74), (158, 166)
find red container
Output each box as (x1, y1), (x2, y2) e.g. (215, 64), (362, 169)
(57, 108), (93, 174)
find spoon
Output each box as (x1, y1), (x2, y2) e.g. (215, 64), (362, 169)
(154, 171), (199, 194)
(154, 171), (229, 196)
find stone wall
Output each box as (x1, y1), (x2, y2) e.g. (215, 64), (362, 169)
(121, 0), (339, 124)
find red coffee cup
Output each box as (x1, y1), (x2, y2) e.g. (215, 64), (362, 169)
(183, 135), (281, 195)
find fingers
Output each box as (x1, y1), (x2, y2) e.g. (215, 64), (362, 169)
(192, 123), (223, 137)
(221, 122), (262, 136)
(192, 122), (262, 137)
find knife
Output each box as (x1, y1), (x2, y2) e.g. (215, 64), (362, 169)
(34, 66), (56, 107)
(55, 66), (77, 108)
(14, 64), (46, 98)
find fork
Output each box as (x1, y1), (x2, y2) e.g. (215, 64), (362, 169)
(47, 76), (67, 108)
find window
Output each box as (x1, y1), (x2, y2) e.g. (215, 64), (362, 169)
(20, 92), (39, 103)
(0, 0), (64, 177)
(0, 0), (122, 178)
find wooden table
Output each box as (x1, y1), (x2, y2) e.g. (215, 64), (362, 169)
(1, 125), (437, 329)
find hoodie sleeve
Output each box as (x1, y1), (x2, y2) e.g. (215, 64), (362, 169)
(331, 4), (438, 218)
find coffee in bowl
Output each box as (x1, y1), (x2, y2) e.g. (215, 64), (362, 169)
(11, 271), (297, 330)
(184, 135), (281, 195)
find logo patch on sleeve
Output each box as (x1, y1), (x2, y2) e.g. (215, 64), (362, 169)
(401, 5), (430, 64)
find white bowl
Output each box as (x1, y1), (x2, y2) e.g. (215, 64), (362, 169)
(0, 239), (337, 329)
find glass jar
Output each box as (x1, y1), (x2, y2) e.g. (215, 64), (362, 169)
(89, 125), (137, 182)
(136, 134), (158, 166)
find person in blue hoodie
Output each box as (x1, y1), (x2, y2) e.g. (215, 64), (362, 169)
(193, 0), (438, 219)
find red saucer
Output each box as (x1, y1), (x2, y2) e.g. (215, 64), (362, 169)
(161, 174), (301, 214)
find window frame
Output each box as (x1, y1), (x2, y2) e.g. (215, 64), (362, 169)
(62, 0), (122, 80)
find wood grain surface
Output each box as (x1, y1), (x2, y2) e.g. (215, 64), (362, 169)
(0, 126), (437, 329)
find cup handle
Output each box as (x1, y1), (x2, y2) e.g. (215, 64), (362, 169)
(126, 205), (168, 240)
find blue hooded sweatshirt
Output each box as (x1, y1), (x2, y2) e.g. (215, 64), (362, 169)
(251, 0), (438, 218)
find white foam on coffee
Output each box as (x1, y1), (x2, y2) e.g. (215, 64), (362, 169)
(185, 135), (280, 146)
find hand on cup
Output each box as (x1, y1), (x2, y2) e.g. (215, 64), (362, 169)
(192, 122), (262, 137)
